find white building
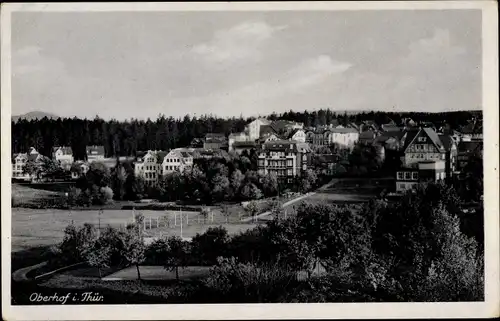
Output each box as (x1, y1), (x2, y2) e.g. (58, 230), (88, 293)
(246, 118), (271, 141)
(162, 149), (194, 175)
(12, 147), (43, 181)
(134, 150), (163, 186)
(326, 128), (360, 149)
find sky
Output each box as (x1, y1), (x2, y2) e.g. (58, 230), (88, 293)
(11, 10), (482, 120)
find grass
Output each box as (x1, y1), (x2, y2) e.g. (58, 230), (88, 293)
(11, 206), (258, 251)
(12, 183), (65, 207)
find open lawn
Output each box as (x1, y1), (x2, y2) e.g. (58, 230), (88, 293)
(11, 207), (258, 252)
(11, 183), (65, 207)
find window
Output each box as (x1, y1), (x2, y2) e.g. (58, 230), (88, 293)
(436, 173), (440, 180)
(441, 154), (445, 160)
(399, 183), (406, 190)
(287, 169), (293, 176)
(302, 155), (307, 161)
(287, 160), (293, 166)
(412, 172), (419, 180)
(405, 172), (411, 180)
(397, 172), (404, 180)
(418, 137), (426, 142)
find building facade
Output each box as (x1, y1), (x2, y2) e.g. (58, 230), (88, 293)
(401, 128), (446, 168)
(247, 118), (271, 141)
(395, 160), (446, 193)
(134, 150), (162, 186)
(203, 133), (227, 150)
(257, 140), (311, 184)
(162, 149), (194, 175)
(12, 147), (43, 181)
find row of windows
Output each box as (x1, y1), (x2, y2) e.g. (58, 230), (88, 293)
(397, 172), (419, 180)
(165, 165), (180, 171)
(408, 153), (445, 160)
(144, 172), (157, 179)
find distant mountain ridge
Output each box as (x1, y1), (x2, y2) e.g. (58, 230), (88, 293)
(12, 111), (60, 122)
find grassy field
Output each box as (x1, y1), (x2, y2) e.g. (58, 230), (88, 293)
(11, 183), (65, 207)
(11, 206), (259, 252)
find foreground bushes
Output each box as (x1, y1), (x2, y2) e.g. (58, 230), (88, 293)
(53, 182), (483, 302)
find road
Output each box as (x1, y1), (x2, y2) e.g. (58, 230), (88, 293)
(240, 178), (340, 223)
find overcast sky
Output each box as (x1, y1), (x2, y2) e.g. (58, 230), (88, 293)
(11, 10), (482, 120)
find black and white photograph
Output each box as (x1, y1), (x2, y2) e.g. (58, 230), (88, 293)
(2, 2), (499, 320)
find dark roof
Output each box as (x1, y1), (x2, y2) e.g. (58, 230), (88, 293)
(359, 131), (376, 140)
(458, 141), (483, 153)
(86, 145), (105, 155)
(205, 133), (227, 142)
(233, 141), (257, 148)
(259, 124), (278, 137)
(156, 151), (168, 164)
(402, 128), (445, 152)
(270, 120), (300, 132)
(261, 140), (298, 152)
(438, 134), (455, 151)
(52, 146), (73, 155)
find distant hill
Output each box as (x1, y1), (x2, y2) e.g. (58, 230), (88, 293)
(12, 111), (60, 122)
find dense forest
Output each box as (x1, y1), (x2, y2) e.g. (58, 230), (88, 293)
(11, 110), (481, 160)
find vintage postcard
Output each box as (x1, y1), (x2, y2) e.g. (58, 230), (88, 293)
(1, 1), (499, 320)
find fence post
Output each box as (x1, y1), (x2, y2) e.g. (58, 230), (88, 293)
(174, 213), (177, 226)
(149, 217), (152, 229)
(186, 213), (189, 225)
(143, 219), (146, 231)
(156, 217), (159, 228)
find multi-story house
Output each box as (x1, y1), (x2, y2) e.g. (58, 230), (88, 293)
(203, 133), (228, 150)
(12, 147), (44, 181)
(162, 149), (194, 175)
(326, 128), (360, 150)
(257, 140), (312, 184)
(134, 150), (164, 186)
(400, 128), (446, 169)
(395, 127), (449, 192)
(12, 153), (29, 180)
(359, 130), (377, 145)
(86, 145), (105, 162)
(395, 160), (446, 193)
(52, 146), (74, 170)
(246, 118), (271, 141)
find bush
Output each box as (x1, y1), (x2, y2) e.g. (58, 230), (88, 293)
(99, 186), (114, 204)
(191, 227), (230, 265)
(201, 257), (299, 303)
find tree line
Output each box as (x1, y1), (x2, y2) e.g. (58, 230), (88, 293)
(68, 152), (322, 207)
(11, 110), (481, 160)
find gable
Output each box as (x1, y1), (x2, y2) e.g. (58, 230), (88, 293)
(404, 129), (443, 153)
